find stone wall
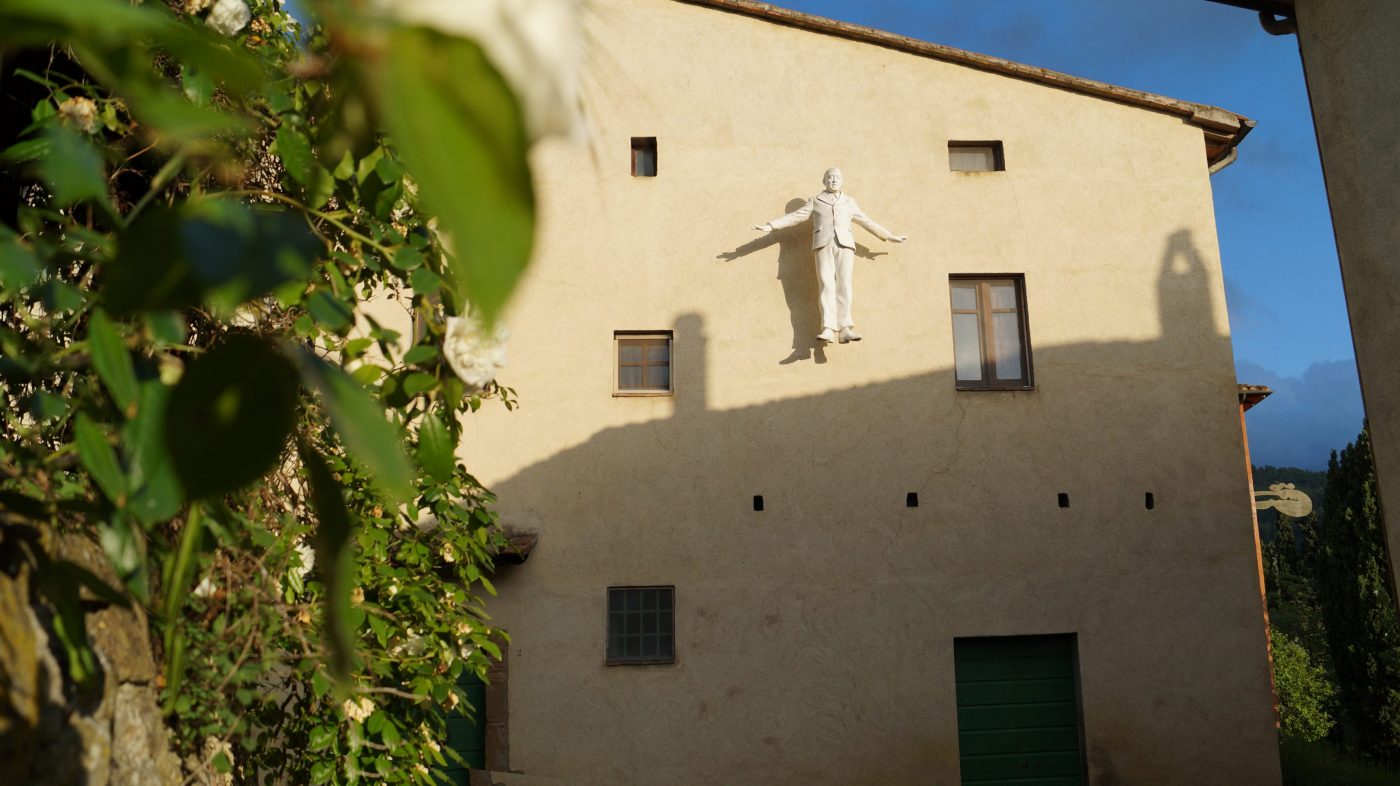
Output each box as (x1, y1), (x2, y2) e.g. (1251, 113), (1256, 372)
(0, 534), (182, 786)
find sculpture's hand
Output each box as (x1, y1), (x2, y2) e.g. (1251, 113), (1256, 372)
(889, 235), (908, 243)
(752, 224), (772, 233)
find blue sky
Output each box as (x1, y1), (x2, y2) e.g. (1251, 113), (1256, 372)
(769, 0), (1363, 469)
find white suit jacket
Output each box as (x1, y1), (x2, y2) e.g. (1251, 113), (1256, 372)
(767, 191), (894, 250)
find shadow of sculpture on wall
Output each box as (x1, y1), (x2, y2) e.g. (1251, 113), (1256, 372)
(717, 198), (828, 365)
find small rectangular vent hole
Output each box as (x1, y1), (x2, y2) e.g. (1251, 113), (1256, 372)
(753, 495), (764, 512)
(906, 492), (919, 508)
(1145, 492), (1155, 510)
(1057, 493), (1069, 509)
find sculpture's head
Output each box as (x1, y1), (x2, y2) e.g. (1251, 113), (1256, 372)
(822, 167), (843, 193)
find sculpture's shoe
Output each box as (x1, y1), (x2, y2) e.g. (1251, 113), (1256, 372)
(817, 328), (837, 343)
(839, 326), (862, 343)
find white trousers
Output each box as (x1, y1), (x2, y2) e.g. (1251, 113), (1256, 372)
(814, 241), (855, 331)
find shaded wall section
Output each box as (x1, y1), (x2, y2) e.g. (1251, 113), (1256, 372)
(1294, 0), (1400, 596)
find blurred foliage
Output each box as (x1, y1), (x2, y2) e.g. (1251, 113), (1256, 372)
(0, 0), (530, 781)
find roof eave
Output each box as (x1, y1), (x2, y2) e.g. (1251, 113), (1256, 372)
(674, 0), (1255, 168)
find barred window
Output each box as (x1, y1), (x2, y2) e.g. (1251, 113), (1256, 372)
(607, 586), (675, 665)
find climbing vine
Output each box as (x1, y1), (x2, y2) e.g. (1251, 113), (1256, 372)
(0, 0), (547, 781)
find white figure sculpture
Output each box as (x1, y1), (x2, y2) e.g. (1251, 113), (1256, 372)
(753, 168), (907, 343)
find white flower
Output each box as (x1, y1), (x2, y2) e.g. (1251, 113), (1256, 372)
(390, 628), (427, 657)
(57, 97), (98, 134)
(386, 583), (400, 597)
(342, 696), (376, 723)
(378, 0), (584, 142)
(441, 544), (456, 563)
(455, 621), (473, 637)
(443, 314), (508, 390)
(206, 0), (251, 36)
(413, 763), (430, 778)
(351, 587), (365, 606)
(193, 576), (219, 598)
(291, 539), (315, 583)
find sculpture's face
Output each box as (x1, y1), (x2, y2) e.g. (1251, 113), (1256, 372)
(823, 169), (843, 192)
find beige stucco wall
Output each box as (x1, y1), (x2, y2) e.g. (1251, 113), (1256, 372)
(1293, 0), (1400, 600)
(457, 1), (1280, 783)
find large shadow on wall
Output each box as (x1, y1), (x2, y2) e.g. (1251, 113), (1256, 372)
(494, 227), (1235, 565)
(485, 229), (1241, 781)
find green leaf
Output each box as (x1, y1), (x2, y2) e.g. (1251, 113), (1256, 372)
(332, 150), (355, 181)
(308, 289), (353, 332)
(27, 391), (67, 422)
(145, 311), (188, 345)
(181, 66), (214, 105)
(38, 126), (111, 210)
(75, 413), (127, 508)
(309, 724), (336, 752)
(0, 0), (171, 41)
(33, 557), (99, 692)
(293, 350), (413, 505)
(88, 309), (140, 416)
(164, 335), (300, 499)
(311, 669), (332, 700)
(0, 137), (50, 167)
(380, 27), (535, 323)
(107, 202), (317, 315)
(97, 516), (144, 585)
(40, 279), (84, 313)
(275, 126), (315, 186)
(416, 412), (455, 483)
(390, 246), (423, 272)
(402, 371), (437, 397)
(409, 266), (441, 297)
(402, 344), (438, 365)
(299, 443), (358, 682)
(0, 235), (41, 291)
(124, 380), (182, 524)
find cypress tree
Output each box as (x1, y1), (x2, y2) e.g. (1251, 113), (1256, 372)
(1315, 425), (1400, 763)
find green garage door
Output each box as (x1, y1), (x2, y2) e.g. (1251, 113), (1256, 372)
(437, 670), (486, 786)
(954, 635), (1086, 786)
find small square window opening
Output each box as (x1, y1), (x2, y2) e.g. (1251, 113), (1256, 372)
(948, 140), (1005, 172)
(949, 275), (1033, 390)
(631, 137), (657, 177)
(615, 331), (672, 395)
(607, 586), (675, 665)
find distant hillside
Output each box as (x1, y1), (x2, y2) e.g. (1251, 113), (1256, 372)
(1253, 465), (1325, 542)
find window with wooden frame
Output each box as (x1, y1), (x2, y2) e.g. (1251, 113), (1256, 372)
(607, 586), (675, 665)
(631, 137), (657, 177)
(615, 331), (672, 395)
(948, 140), (1005, 172)
(949, 276), (1033, 390)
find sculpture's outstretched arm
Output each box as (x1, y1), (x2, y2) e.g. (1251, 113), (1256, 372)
(756, 198), (814, 233)
(850, 200), (907, 243)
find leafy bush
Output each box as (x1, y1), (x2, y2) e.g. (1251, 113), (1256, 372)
(0, 0), (551, 781)
(1272, 629), (1336, 743)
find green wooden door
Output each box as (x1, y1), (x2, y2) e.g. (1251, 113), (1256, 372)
(437, 670), (486, 786)
(954, 635), (1086, 786)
